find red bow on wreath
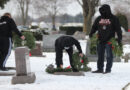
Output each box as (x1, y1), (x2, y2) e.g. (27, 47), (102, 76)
(66, 66), (71, 69)
(107, 42), (114, 50)
(81, 60), (84, 63)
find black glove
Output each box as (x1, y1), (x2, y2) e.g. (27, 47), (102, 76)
(117, 39), (122, 46)
(89, 34), (92, 38)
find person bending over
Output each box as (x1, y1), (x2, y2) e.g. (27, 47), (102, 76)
(55, 36), (83, 72)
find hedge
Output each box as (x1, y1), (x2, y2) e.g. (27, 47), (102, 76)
(116, 13), (128, 32)
(60, 26), (83, 35)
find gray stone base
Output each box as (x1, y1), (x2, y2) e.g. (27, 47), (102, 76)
(0, 72), (15, 76)
(31, 55), (46, 57)
(11, 73), (36, 84)
(54, 72), (85, 76)
(123, 83), (130, 90)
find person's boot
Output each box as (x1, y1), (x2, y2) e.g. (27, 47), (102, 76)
(92, 70), (103, 73)
(0, 67), (9, 71)
(103, 71), (111, 74)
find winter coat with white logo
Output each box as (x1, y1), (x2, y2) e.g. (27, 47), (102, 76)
(89, 4), (122, 44)
(0, 16), (22, 38)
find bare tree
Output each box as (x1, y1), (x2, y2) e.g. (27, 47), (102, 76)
(0, 0), (9, 9)
(76, 0), (99, 34)
(33, 0), (71, 30)
(17, 0), (31, 25)
(102, 0), (130, 28)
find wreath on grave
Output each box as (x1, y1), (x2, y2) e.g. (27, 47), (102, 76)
(90, 34), (123, 57)
(72, 52), (91, 71)
(45, 52), (91, 74)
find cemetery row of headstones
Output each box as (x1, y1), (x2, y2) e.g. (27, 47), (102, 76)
(0, 31), (129, 84)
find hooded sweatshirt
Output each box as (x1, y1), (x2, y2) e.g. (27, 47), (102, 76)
(55, 36), (82, 53)
(0, 16), (22, 38)
(89, 4), (122, 44)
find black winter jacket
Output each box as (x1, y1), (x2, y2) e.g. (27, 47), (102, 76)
(89, 4), (122, 44)
(0, 16), (22, 38)
(55, 36), (82, 53)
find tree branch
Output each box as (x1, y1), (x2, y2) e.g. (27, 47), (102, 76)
(76, 0), (83, 7)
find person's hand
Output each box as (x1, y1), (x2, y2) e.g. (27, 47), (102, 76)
(21, 35), (25, 40)
(60, 64), (63, 68)
(79, 53), (83, 57)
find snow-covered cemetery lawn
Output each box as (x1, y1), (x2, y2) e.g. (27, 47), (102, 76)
(0, 40), (130, 90)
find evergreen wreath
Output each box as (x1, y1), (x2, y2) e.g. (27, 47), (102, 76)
(108, 38), (123, 57)
(45, 64), (72, 74)
(90, 34), (123, 57)
(72, 52), (91, 71)
(45, 52), (91, 74)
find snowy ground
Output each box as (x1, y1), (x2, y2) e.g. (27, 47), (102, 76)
(0, 40), (130, 90)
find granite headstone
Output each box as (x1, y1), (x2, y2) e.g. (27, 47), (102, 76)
(43, 34), (64, 52)
(12, 47), (36, 84)
(31, 43), (44, 57)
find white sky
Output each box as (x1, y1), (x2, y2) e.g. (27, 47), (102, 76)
(0, 0), (83, 18)
(0, 0), (129, 18)
(66, 1), (82, 16)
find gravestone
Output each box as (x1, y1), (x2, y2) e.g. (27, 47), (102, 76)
(54, 72), (85, 76)
(0, 72), (15, 76)
(43, 34), (64, 52)
(12, 47), (36, 84)
(73, 31), (86, 40)
(122, 32), (130, 44)
(86, 39), (121, 62)
(31, 42), (44, 57)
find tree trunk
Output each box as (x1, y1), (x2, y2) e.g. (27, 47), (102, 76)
(83, 15), (87, 34)
(52, 15), (56, 30)
(86, 11), (93, 35)
(83, 13), (92, 35)
(82, 2), (88, 34)
(18, 0), (30, 26)
(77, 0), (99, 34)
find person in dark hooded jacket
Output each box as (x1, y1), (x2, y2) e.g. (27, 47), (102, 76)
(0, 13), (25, 71)
(55, 36), (83, 72)
(89, 4), (122, 73)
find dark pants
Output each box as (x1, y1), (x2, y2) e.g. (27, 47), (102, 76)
(0, 37), (12, 68)
(97, 43), (113, 72)
(55, 47), (75, 68)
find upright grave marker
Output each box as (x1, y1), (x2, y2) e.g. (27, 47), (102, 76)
(12, 46), (36, 84)
(43, 34), (64, 52)
(31, 42), (45, 57)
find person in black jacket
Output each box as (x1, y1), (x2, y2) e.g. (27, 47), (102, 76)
(89, 4), (122, 73)
(0, 13), (25, 71)
(55, 36), (83, 72)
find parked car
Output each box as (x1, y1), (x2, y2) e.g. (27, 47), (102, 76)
(17, 25), (29, 32)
